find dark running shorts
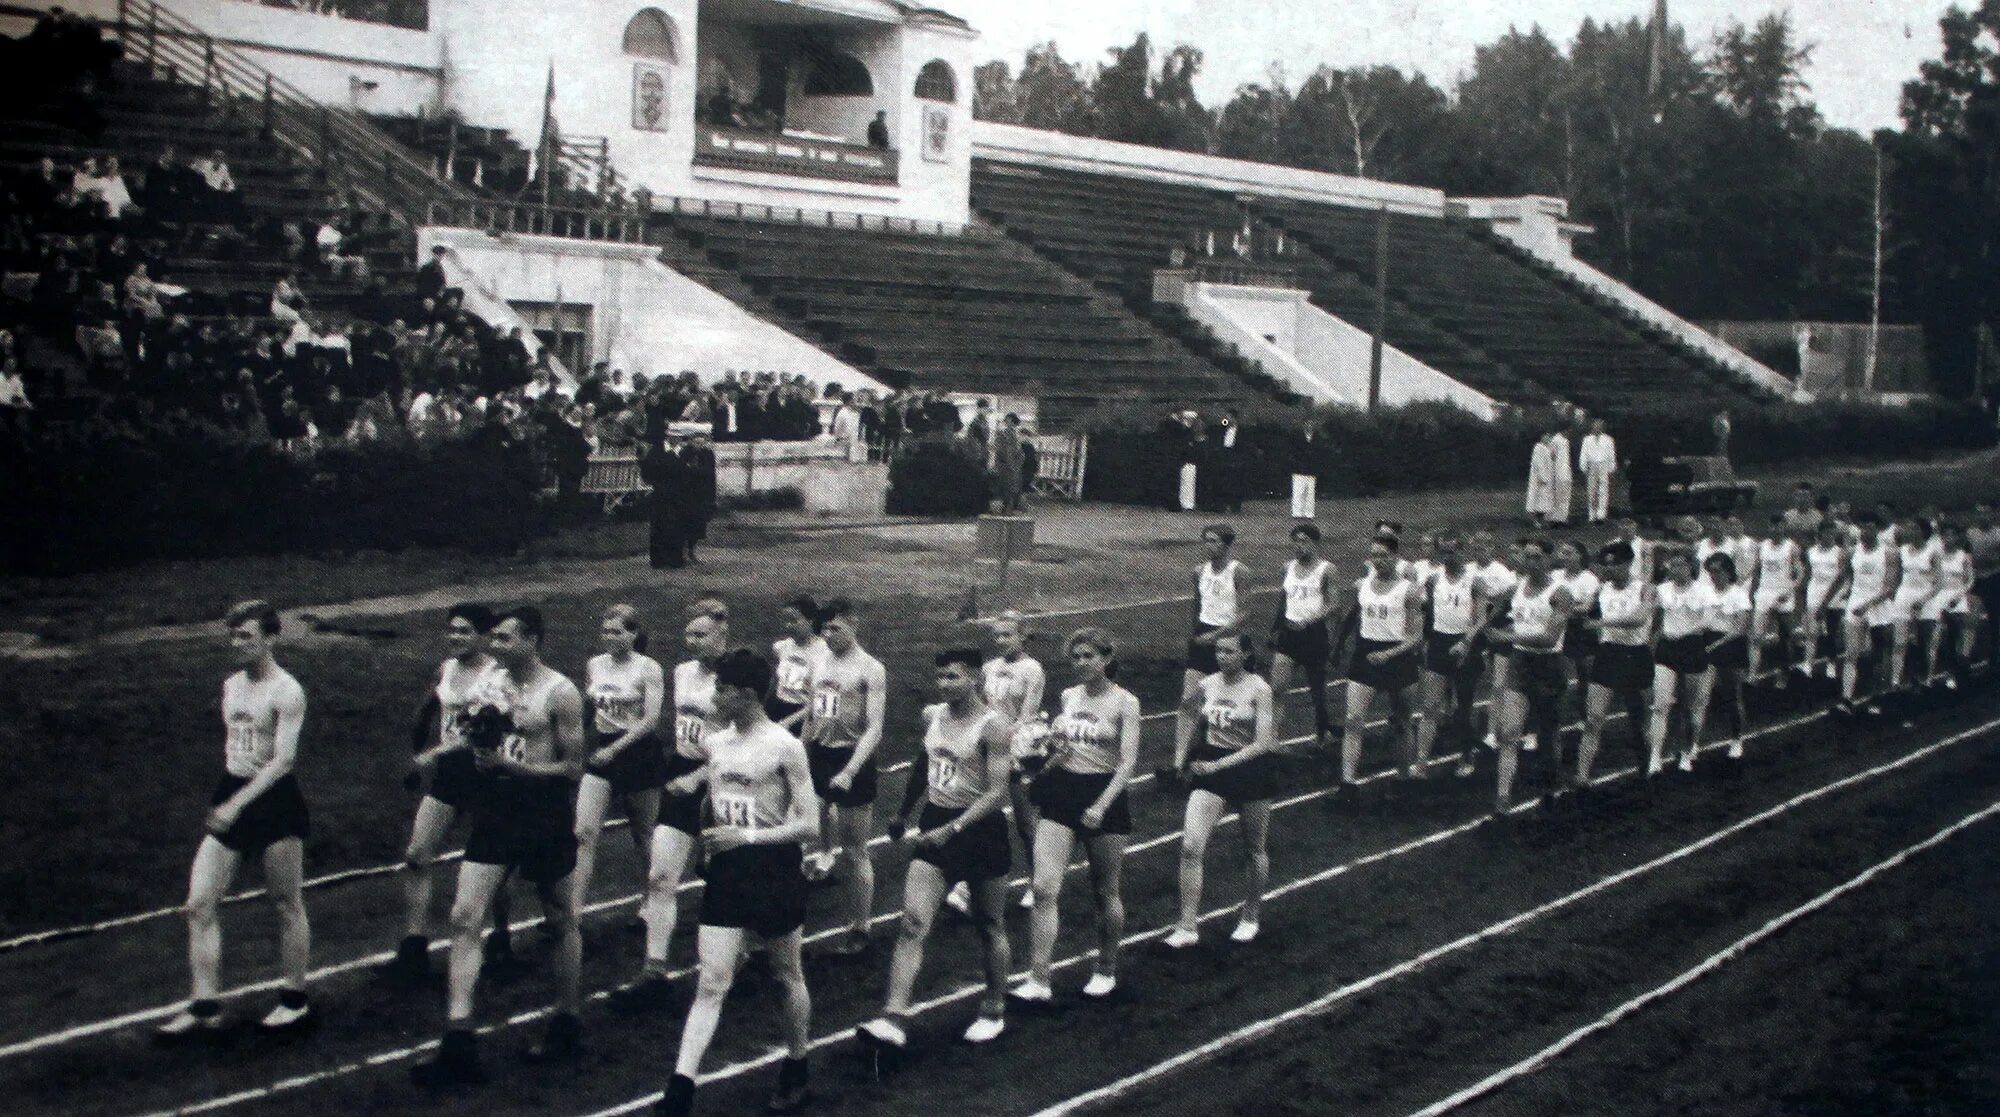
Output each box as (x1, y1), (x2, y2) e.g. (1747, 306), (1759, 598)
(1424, 631), (1476, 675)
(658, 751), (707, 836)
(586, 732), (667, 795)
(1188, 742), (1282, 803)
(210, 773), (310, 855)
(427, 749), (481, 811)
(911, 803), (1013, 885)
(463, 777), (577, 887)
(700, 841), (807, 938)
(1655, 634), (1709, 676)
(807, 742), (877, 809)
(1707, 635), (1750, 672)
(1185, 624), (1222, 675)
(1270, 619), (1330, 666)
(765, 696), (807, 726)
(1030, 767), (1133, 835)
(1348, 637), (1420, 693)
(1506, 650), (1571, 700)
(1588, 643), (1654, 692)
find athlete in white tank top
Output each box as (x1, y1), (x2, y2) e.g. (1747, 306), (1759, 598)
(1197, 559), (1244, 628)
(1283, 558), (1333, 625)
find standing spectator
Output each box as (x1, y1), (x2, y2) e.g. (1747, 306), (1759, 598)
(415, 245), (449, 305)
(680, 433), (718, 564)
(1578, 417), (1617, 524)
(966, 397), (993, 459)
(1547, 422), (1574, 527)
(1208, 407), (1246, 514)
(1526, 430), (1559, 529)
(0, 358), (32, 431)
(1176, 410), (1203, 512)
(866, 110), (890, 150)
(1290, 420), (1318, 519)
(1712, 410), (1732, 461)
(992, 412), (1025, 514)
(642, 435), (687, 569)
(830, 390), (862, 449)
(1781, 482), (1824, 534)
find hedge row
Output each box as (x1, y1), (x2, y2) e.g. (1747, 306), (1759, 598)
(886, 434), (991, 516)
(1081, 398), (1995, 505)
(0, 419), (542, 574)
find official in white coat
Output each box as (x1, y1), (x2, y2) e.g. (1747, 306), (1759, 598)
(1579, 419), (1617, 524)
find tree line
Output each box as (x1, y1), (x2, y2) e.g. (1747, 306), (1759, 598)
(973, 5), (2000, 399)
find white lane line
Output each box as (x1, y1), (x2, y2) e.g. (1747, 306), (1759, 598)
(0, 647), (1310, 955)
(564, 705), (1893, 1117)
(1019, 715), (2000, 1117)
(968, 587), (1281, 627)
(1401, 797), (2000, 1117)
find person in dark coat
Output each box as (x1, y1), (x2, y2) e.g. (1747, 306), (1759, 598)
(679, 434), (719, 564)
(643, 436), (688, 569)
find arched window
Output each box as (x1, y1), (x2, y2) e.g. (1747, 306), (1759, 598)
(914, 60), (956, 103)
(622, 9), (679, 63)
(800, 49), (872, 96)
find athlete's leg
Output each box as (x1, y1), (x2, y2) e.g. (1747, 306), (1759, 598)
(1175, 667), (1204, 756)
(1579, 682), (1613, 784)
(882, 858), (948, 1015)
(183, 836), (242, 1001)
(1267, 653), (1295, 742)
(1025, 820), (1075, 985)
(570, 774), (615, 909)
(1174, 789), (1227, 934)
(672, 925), (748, 1077)
(538, 872), (583, 1016)
(400, 797), (457, 938)
(835, 803), (875, 937)
(1007, 778), (1039, 866)
(1493, 688), (1528, 812)
(1339, 681), (1374, 784)
(1839, 617), (1869, 703)
(640, 825), (698, 975)
(1417, 668), (1448, 766)
(1682, 669), (1716, 762)
(969, 875), (1012, 1016)
(262, 838), (311, 993)
(623, 789), (661, 876)
(1083, 832), (1128, 980)
(1646, 665), (1678, 772)
(443, 861), (508, 1023)
(1389, 685), (1421, 775)
(1452, 654), (1482, 775)
(764, 929), (812, 1059)
(1716, 667), (1746, 742)
(1236, 799), (1272, 926)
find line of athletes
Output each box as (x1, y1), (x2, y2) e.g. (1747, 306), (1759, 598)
(149, 498), (1999, 1116)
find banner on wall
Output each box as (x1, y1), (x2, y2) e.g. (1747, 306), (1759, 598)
(633, 65), (669, 132)
(922, 103), (950, 163)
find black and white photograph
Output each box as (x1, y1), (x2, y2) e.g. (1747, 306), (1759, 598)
(1, 0), (1997, 1114)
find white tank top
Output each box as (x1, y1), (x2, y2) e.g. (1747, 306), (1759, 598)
(1557, 569), (1601, 613)
(1283, 559), (1331, 624)
(1847, 544), (1888, 608)
(670, 659), (717, 760)
(1806, 544), (1845, 600)
(223, 669), (304, 778)
(1507, 581), (1565, 653)
(1657, 580), (1714, 639)
(1198, 671), (1269, 752)
(1429, 568), (1478, 636)
(436, 656), (495, 750)
(587, 653), (657, 736)
(1938, 550), (1974, 598)
(769, 636), (826, 706)
(704, 720), (805, 833)
(1705, 582), (1752, 633)
(1197, 560), (1243, 628)
(1757, 540), (1800, 595)
(981, 655), (1045, 725)
(1897, 542), (1937, 600)
(921, 704), (999, 810)
(1356, 575), (1416, 642)
(1595, 579), (1651, 646)
(468, 667), (573, 767)
(1050, 684), (1132, 775)
(1476, 560), (1518, 599)
(1695, 538), (1727, 568)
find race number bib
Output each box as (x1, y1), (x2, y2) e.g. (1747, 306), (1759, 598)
(1365, 602), (1394, 625)
(928, 755), (960, 794)
(776, 659), (811, 695)
(225, 718), (260, 769)
(713, 794), (756, 830)
(675, 712), (705, 752)
(811, 689), (842, 721)
(1204, 703), (1238, 731)
(501, 731), (530, 764)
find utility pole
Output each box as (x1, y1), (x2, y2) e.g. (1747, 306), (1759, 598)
(1368, 206), (1389, 411)
(1866, 139), (1884, 392)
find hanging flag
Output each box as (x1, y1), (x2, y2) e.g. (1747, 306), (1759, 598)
(1646, 0), (1668, 99)
(528, 63), (560, 203)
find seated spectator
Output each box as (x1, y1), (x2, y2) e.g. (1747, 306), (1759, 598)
(0, 357), (32, 429)
(189, 149), (241, 223)
(866, 110), (890, 150)
(270, 272), (307, 325)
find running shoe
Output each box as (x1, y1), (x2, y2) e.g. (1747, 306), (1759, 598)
(766, 1058), (811, 1115)
(526, 1012), (583, 1064)
(382, 935), (432, 986)
(1008, 979), (1054, 1005)
(1229, 919), (1260, 944)
(257, 996), (314, 1033)
(1522, 733), (1539, 752)
(410, 1030), (486, 1089)
(1018, 889), (1036, 910)
(856, 1018), (908, 1048)
(1677, 752), (1696, 773)
(962, 1013), (1006, 1044)
(655, 1074), (696, 1117)
(1726, 740), (1744, 760)
(609, 973), (676, 1016)
(1160, 927), (1199, 950)
(944, 881), (972, 917)
(153, 1003), (225, 1045)
(1081, 973), (1117, 1000)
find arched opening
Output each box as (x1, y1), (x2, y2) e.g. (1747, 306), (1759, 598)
(799, 48), (872, 96)
(914, 60), (956, 103)
(621, 8), (679, 62)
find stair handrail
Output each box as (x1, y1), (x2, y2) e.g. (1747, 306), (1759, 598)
(109, 0), (477, 225)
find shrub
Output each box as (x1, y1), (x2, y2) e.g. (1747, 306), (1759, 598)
(886, 434), (990, 516)
(0, 417), (542, 574)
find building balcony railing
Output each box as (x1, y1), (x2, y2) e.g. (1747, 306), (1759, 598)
(692, 125), (899, 186)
